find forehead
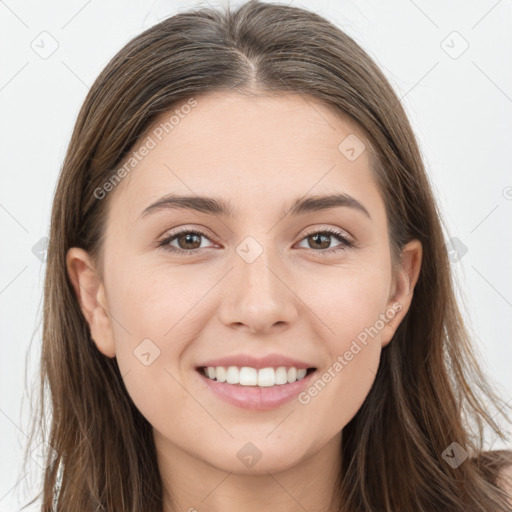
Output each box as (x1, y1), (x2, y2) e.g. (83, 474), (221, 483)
(112, 91), (384, 221)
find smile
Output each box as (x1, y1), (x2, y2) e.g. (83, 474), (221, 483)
(199, 365), (314, 386)
(196, 366), (318, 411)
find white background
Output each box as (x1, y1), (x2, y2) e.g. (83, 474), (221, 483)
(1, 0), (511, 509)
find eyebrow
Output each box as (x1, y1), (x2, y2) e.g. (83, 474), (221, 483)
(138, 192), (371, 220)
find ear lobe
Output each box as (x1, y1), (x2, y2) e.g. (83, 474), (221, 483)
(381, 239), (423, 347)
(66, 247), (116, 358)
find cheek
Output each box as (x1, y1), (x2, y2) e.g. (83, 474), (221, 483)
(309, 263), (390, 346)
(285, 265), (389, 431)
(107, 258), (205, 352)
(103, 263), (198, 423)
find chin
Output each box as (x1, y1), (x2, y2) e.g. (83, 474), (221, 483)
(201, 439), (308, 475)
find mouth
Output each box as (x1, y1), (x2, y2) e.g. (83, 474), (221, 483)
(195, 365), (318, 411)
(196, 365), (317, 387)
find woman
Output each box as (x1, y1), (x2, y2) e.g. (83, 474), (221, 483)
(22, 1), (512, 510)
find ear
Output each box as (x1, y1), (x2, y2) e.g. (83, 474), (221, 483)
(381, 239), (422, 347)
(66, 247), (116, 358)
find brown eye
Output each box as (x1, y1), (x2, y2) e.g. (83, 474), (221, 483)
(306, 233), (332, 250)
(175, 232), (202, 250)
(297, 228), (353, 255)
(159, 229), (214, 254)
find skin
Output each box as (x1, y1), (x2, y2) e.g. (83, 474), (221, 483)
(67, 91), (422, 512)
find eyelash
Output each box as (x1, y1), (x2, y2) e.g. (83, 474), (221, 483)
(158, 227), (353, 256)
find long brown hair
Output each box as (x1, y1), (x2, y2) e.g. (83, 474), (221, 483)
(21, 1), (512, 510)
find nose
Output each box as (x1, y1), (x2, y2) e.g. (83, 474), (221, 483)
(218, 245), (298, 335)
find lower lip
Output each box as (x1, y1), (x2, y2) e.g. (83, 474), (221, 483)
(196, 369), (317, 411)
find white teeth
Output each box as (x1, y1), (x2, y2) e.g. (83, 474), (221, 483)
(297, 368), (307, 380)
(275, 367), (288, 385)
(257, 368), (275, 387)
(216, 366), (227, 382)
(201, 366), (311, 386)
(226, 366), (240, 384)
(240, 367), (258, 386)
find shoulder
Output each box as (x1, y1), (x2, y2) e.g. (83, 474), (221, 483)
(482, 450), (512, 504)
(471, 449), (512, 501)
(498, 463), (512, 502)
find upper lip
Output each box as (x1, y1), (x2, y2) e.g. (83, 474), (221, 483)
(196, 353), (317, 370)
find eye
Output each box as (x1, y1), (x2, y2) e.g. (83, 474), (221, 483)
(295, 227), (353, 255)
(158, 228), (216, 255)
(158, 227), (353, 256)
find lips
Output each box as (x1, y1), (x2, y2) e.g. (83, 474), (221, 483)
(197, 366), (318, 410)
(194, 353), (319, 410)
(196, 353), (317, 371)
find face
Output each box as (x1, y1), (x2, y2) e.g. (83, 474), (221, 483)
(67, 91), (421, 478)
